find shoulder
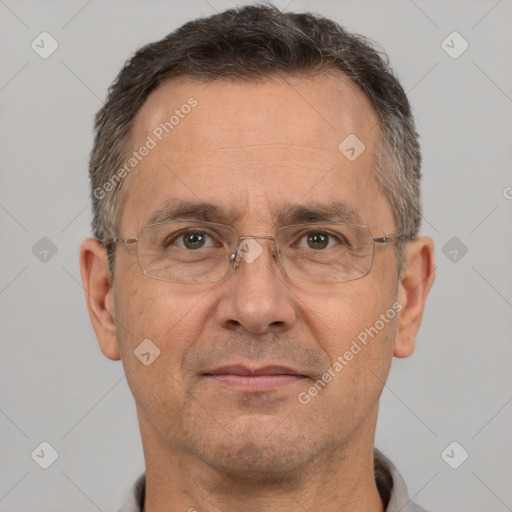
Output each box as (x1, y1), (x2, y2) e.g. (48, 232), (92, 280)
(375, 449), (432, 512)
(115, 471), (146, 512)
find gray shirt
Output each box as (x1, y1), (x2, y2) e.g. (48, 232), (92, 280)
(116, 449), (429, 512)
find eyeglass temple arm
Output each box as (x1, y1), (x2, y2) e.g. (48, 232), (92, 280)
(104, 237), (137, 245)
(373, 234), (406, 244)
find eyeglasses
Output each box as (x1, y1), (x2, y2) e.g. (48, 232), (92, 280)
(105, 220), (403, 284)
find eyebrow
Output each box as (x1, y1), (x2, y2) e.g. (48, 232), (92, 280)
(143, 199), (365, 228)
(144, 200), (233, 226)
(274, 202), (364, 226)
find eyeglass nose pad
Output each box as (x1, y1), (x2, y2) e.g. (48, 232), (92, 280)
(228, 239), (278, 271)
(229, 249), (242, 269)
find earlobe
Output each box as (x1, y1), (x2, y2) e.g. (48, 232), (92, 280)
(393, 237), (435, 358)
(79, 238), (121, 361)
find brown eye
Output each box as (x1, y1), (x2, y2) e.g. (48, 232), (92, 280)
(182, 231), (207, 249)
(306, 231), (329, 250)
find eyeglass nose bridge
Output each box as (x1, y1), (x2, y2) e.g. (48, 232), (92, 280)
(229, 235), (278, 269)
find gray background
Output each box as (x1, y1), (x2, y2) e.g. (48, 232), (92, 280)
(1, 0), (511, 510)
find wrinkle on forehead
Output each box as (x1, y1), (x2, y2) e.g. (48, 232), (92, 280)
(147, 143), (340, 173)
(178, 143), (333, 154)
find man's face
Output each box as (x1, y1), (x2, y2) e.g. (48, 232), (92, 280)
(112, 73), (400, 474)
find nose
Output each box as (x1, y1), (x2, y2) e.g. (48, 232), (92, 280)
(215, 238), (297, 335)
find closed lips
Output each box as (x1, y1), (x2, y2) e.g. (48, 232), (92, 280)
(204, 365), (306, 376)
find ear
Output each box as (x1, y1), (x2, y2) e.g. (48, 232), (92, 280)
(394, 236), (435, 358)
(79, 238), (121, 361)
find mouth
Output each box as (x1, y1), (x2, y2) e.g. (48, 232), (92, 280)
(203, 365), (308, 392)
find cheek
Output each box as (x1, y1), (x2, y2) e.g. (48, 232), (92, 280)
(113, 281), (216, 424)
(298, 277), (396, 359)
(295, 282), (398, 429)
(298, 277), (398, 397)
(114, 277), (216, 372)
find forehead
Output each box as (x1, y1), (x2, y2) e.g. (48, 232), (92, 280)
(120, 73), (392, 232)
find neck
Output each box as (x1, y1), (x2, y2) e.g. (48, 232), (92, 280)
(138, 408), (384, 512)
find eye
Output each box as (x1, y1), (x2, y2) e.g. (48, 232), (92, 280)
(293, 229), (352, 251)
(173, 230), (216, 250)
(306, 231), (330, 250)
(299, 230), (344, 250)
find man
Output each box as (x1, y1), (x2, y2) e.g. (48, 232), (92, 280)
(80, 4), (435, 511)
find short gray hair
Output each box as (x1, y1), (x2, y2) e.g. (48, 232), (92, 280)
(89, 3), (421, 277)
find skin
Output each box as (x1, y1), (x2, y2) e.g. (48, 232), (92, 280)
(80, 72), (435, 512)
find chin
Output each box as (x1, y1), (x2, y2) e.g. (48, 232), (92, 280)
(212, 442), (311, 480)
(190, 415), (326, 479)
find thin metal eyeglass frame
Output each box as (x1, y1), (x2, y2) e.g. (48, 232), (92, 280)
(104, 221), (404, 284)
